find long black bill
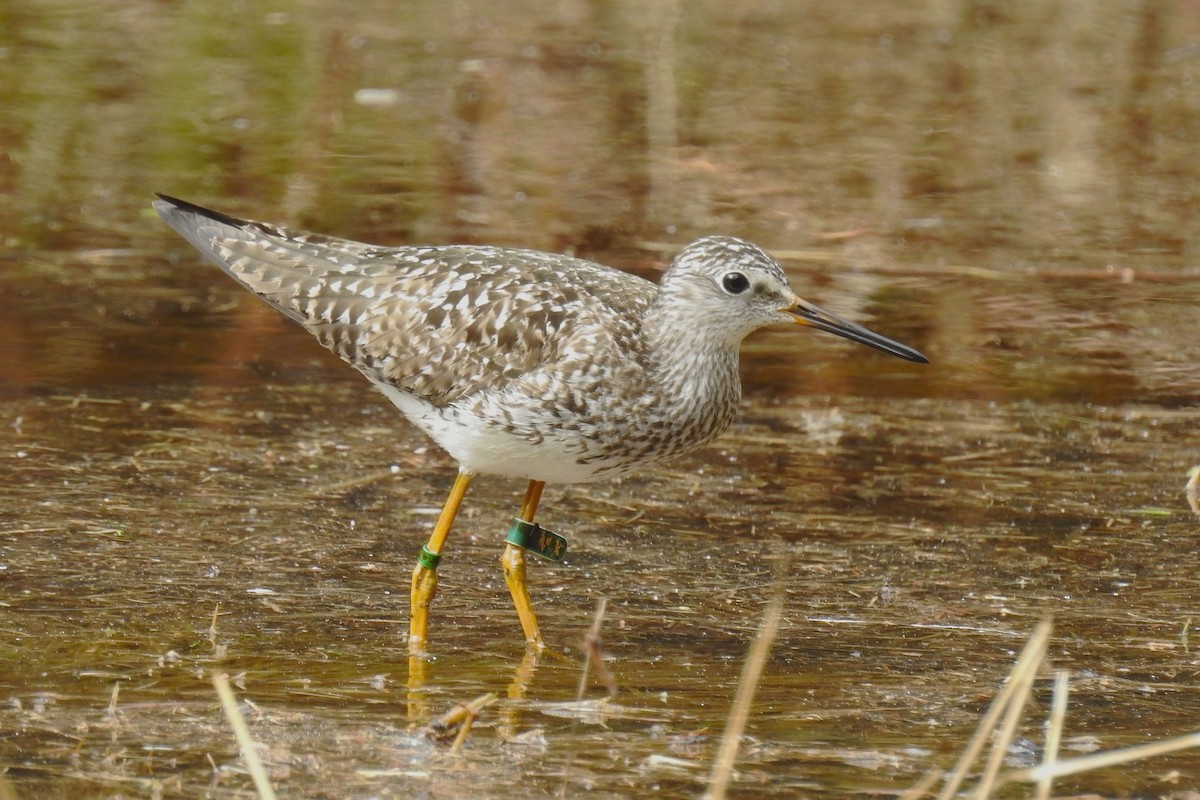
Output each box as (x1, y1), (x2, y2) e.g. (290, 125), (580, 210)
(790, 300), (928, 364)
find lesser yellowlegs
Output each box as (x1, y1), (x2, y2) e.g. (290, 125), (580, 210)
(154, 195), (927, 652)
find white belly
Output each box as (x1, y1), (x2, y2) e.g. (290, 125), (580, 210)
(370, 379), (615, 483)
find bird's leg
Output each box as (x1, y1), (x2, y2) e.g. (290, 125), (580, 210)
(409, 470), (473, 654)
(502, 480), (546, 650)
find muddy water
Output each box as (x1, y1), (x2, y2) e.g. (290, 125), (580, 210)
(3, 2), (1200, 798)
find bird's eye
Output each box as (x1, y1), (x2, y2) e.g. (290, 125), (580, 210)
(721, 272), (750, 295)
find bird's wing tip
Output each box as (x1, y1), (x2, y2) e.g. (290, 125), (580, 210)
(151, 194), (250, 229)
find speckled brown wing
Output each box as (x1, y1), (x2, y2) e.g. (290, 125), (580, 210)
(154, 196), (657, 406)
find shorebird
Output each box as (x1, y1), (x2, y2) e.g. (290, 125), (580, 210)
(154, 195), (927, 652)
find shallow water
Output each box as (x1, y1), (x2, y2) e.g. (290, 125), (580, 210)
(3, 2), (1200, 798)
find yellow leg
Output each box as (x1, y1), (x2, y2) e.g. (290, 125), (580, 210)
(503, 480), (546, 650)
(406, 652), (428, 720)
(409, 470), (473, 655)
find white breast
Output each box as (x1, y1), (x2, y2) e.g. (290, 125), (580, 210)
(369, 379), (617, 483)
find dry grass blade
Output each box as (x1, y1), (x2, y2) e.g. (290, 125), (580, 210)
(703, 591), (785, 800)
(577, 597), (617, 700)
(970, 619), (1046, 799)
(922, 620), (1200, 797)
(1035, 669), (1070, 800)
(1009, 731), (1200, 784)
(423, 692), (498, 749)
(312, 468), (401, 496)
(898, 768), (944, 800)
(105, 681), (120, 720)
(212, 671), (277, 800)
(449, 702), (483, 754)
(0, 772), (19, 800)
(1186, 466), (1200, 517)
(934, 617), (1052, 800)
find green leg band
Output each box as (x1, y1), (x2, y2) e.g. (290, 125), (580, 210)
(417, 545), (442, 570)
(505, 518), (568, 562)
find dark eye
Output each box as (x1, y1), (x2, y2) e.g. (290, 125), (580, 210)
(721, 272), (750, 294)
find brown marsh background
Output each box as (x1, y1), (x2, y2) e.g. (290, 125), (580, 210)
(2, 1), (1200, 797)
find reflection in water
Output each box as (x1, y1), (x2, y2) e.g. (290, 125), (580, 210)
(1, 1), (1199, 797)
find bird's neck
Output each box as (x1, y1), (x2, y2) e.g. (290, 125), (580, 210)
(642, 307), (743, 442)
